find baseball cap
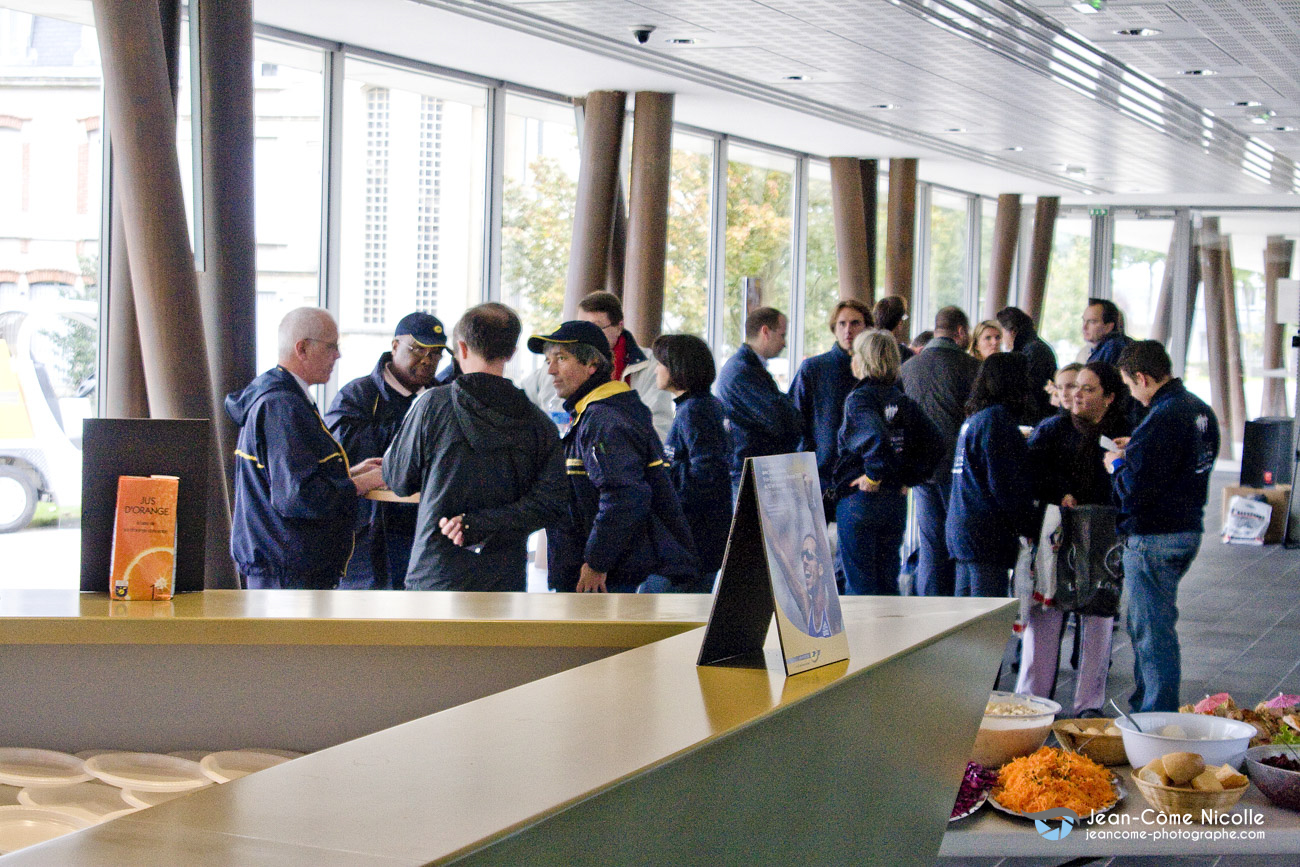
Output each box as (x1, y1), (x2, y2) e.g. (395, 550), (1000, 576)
(395, 312), (447, 348)
(526, 320), (611, 358)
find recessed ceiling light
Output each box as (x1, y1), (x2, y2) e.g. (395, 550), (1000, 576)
(1179, 69), (1217, 76)
(1004, 146), (1024, 151)
(943, 127), (967, 133)
(1064, 164), (1087, 176)
(1232, 100), (1263, 108)
(666, 37), (697, 45)
(867, 103), (898, 110)
(1115, 28), (1161, 37)
(1271, 126), (1298, 132)
(781, 74), (811, 82)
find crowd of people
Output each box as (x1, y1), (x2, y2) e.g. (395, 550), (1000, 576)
(225, 293), (1218, 713)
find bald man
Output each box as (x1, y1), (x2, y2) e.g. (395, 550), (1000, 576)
(225, 307), (385, 589)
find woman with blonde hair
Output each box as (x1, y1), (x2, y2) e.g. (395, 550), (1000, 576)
(833, 330), (941, 595)
(970, 319), (1004, 361)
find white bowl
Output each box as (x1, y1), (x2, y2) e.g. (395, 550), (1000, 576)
(1116, 712), (1255, 770)
(970, 691), (1062, 768)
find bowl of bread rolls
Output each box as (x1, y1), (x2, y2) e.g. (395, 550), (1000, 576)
(1116, 712), (1255, 770)
(1132, 751), (1250, 819)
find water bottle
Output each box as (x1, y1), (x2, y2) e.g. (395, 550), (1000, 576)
(547, 396), (570, 436)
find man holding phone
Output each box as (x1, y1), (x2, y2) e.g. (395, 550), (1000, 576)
(1104, 341), (1219, 713)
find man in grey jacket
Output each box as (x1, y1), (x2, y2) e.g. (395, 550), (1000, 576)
(383, 303), (567, 591)
(899, 305), (979, 597)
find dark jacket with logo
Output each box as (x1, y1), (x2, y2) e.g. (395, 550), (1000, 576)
(717, 343), (801, 486)
(899, 336), (981, 486)
(548, 379), (699, 592)
(1114, 379), (1219, 535)
(945, 404), (1037, 568)
(1028, 409), (1131, 508)
(789, 343), (857, 495)
(833, 378), (942, 496)
(665, 391), (733, 573)
(384, 373), (566, 591)
(225, 366), (356, 587)
(325, 352), (420, 589)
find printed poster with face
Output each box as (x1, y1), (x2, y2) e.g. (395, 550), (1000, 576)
(697, 452), (849, 676)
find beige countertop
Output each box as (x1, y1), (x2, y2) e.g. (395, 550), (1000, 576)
(0, 594), (1014, 866)
(0, 589), (715, 647)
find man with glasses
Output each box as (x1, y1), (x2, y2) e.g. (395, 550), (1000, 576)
(227, 307), (386, 589)
(326, 312), (447, 589)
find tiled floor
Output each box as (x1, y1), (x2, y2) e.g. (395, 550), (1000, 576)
(939, 470), (1300, 867)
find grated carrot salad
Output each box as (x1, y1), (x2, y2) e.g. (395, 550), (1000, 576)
(993, 746), (1117, 816)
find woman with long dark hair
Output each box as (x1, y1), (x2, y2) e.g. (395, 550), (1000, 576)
(644, 334), (732, 593)
(1017, 361), (1131, 714)
(833, 330), (940, 595)
(945, 353), (1037, 597)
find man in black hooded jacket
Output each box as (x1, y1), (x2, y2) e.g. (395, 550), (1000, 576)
(383, 303), (567, 591)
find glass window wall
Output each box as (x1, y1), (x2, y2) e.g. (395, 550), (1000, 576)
(1039, 215), (1094, 362)
(336, 57), (486, 387)
(926, 189), (969, 329)
(801, 160), (838, 359)
(662, 130), (712, 339)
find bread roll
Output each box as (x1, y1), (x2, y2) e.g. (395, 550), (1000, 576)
(1191, 768), (1224, 792)
(1139, 759), (1173, 787)
(1161, 751), (1205, 785)
(1212, 765), (1248, 788)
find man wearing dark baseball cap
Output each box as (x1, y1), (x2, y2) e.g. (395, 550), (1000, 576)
(531, 321), (697, 593)
(325, 310), (447, 589)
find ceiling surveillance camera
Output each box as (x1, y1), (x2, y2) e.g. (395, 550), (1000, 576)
(630, 25), (656, 45)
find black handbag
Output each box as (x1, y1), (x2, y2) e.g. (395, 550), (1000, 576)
(1055, 504), (1124, 618)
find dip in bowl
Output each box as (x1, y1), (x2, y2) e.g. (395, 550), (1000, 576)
(971, 691), (1062, 768)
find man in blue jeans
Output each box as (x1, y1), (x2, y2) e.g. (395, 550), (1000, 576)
(1105, 341), (1219, 712)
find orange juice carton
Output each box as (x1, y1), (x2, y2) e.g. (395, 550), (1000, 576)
(109, 475), (179, 600)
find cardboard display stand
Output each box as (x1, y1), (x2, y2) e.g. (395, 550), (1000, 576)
(698, 452), (849, 676)
(80, 419), (210, 594)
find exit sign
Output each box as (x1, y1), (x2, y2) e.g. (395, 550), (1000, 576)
(1089, 207), (1109, 216)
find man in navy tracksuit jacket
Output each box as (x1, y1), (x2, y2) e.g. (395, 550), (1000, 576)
(717, 307), (801, 494)
(325, 312), (447, 589)
(530, 321), (698, 593)
(226, 308), (385, 589)
(1083, 299), (1133, 366)
(1106, 340), (1219, 713)
(789, 300), (872, 501)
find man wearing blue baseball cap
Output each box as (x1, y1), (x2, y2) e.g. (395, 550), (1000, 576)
(529, 320), (698, 592)
(325, 311), (447, 589)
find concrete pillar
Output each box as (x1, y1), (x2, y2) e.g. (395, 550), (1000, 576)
(565, 90), (626, 319)
(1198, 218), (1234, 458)
(623, 92), (673, 346)
(1022, 197), (1059, 326)
(885, 158), (917, 314)
(829, 156), (871, 305)
(983, 194), (1020, 321)
(1262, 236), (1295, 416)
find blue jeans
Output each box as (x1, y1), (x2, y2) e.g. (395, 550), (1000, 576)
(954, 561), (1010, 597)
(835, 490), (906, 596)
(637, 573), (716, 594)
(913, 481), (956, 597)
(1123, 532), (1201, 713)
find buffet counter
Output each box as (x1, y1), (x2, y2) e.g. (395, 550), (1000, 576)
(0, 591), (1015, 866)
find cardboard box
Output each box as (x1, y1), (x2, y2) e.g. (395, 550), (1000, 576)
(109, 475), (179, 600)
(1221, 484), (1291, 545)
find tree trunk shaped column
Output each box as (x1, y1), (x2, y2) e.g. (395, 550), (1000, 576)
(1198, 218), (1234, 459)
(983, 194), (1020, 321)
(195, 0), (254, 589)
(829, 156), (872, 305)
(565, 91), (626, 319)
(885, 158), (917, 315)
(623, 92), (673, 347)
(1219, 233), (1247, 441)
(1262, 236), (1295, 416)
(860, 159), (878, 302)
(1023, 197), (1058, 327)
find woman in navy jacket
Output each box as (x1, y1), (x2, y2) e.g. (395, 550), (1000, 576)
(946, 352), (1037, 597)
(834, 330), (941, 595)
(647, 334), (734, 593)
